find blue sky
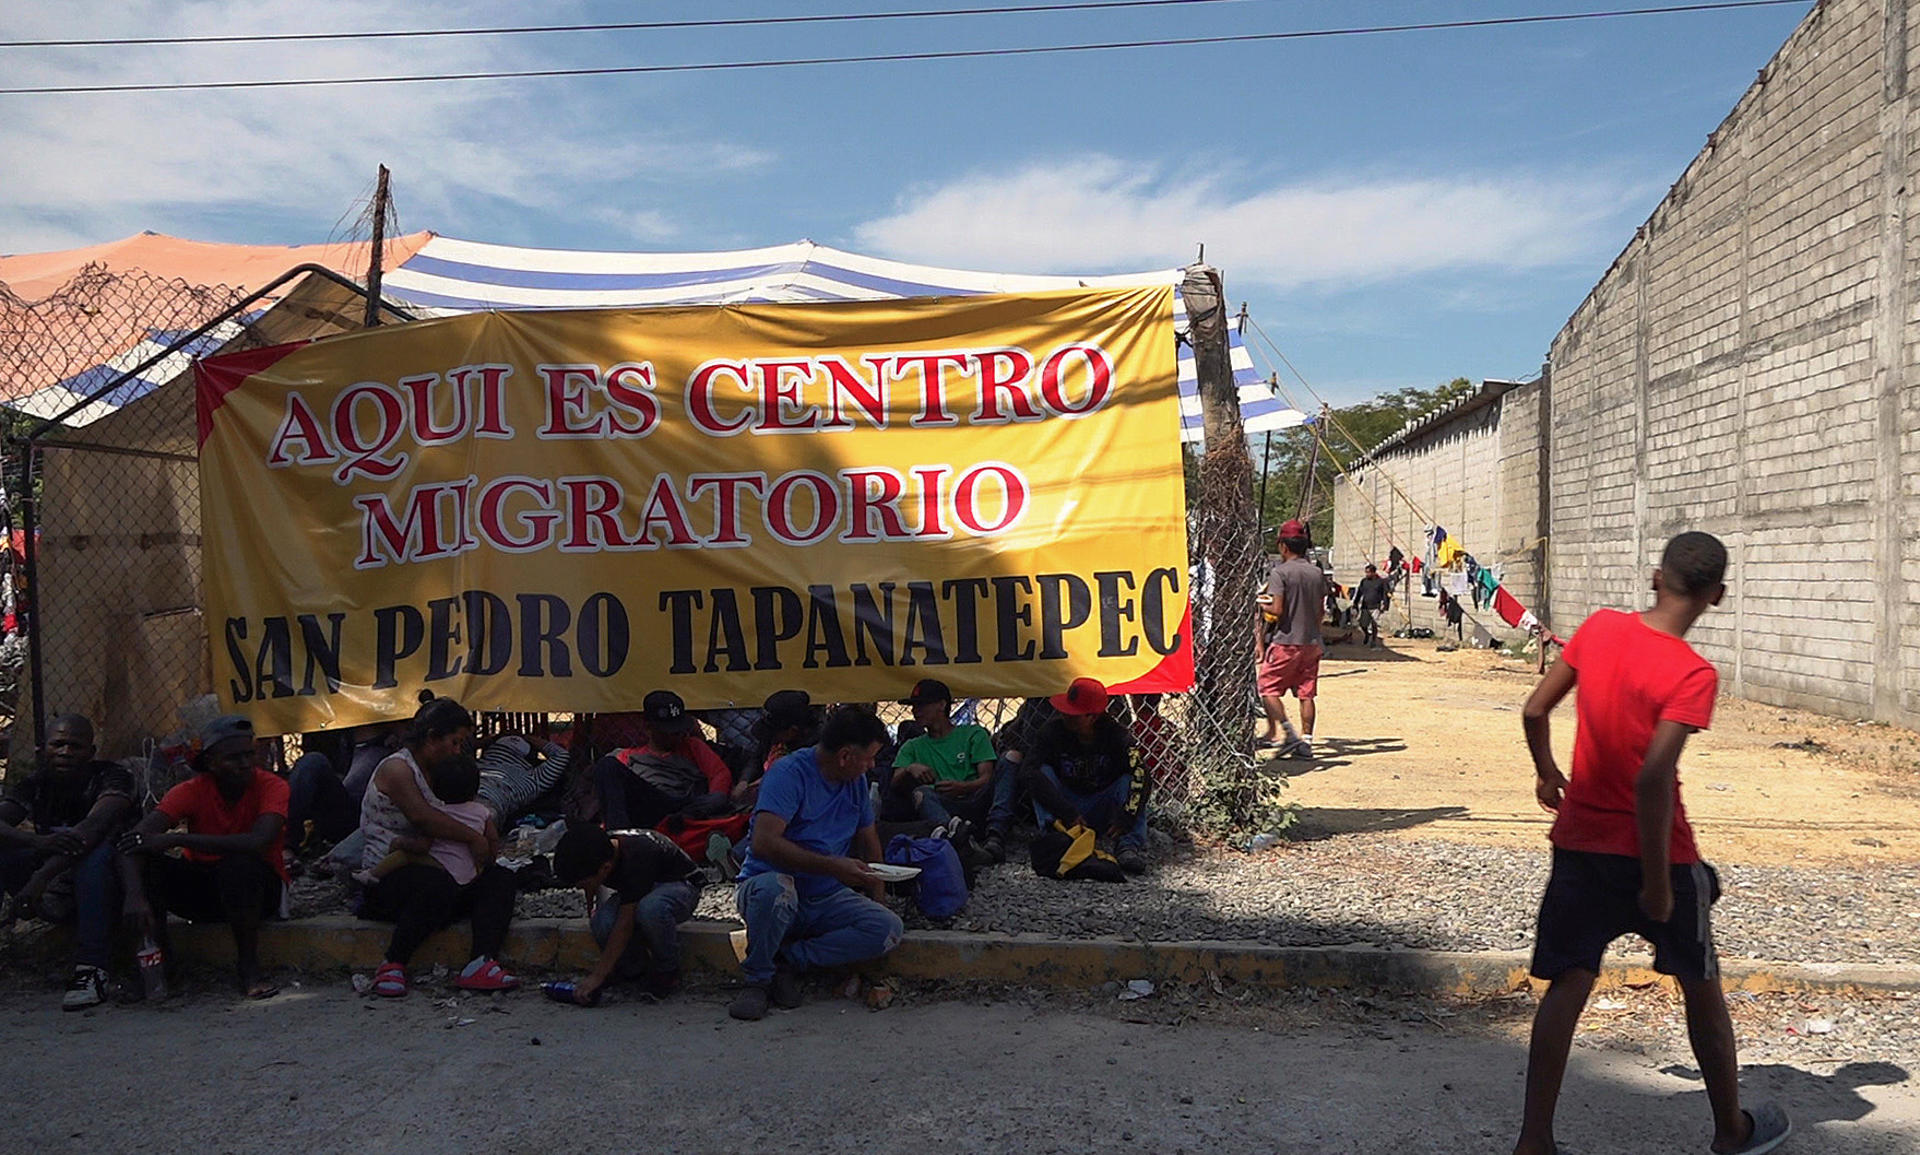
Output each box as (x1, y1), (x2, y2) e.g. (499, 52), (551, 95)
(1, 0), (1813, 406)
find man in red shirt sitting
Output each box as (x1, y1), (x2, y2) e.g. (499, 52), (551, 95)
(1513, 532), (1788, 1155)
(120, 715), (288, 1000)
(591, 690), (745, 830)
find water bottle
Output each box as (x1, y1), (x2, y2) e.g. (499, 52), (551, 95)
(542, 980), (599, 1006)
(1247, 833), (1281, 853)
(137, 937), (167, 1001)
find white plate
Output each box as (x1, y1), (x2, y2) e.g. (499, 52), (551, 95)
(867, 862), (922, 881)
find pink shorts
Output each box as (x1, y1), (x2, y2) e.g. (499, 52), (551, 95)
(1259, 642), (1322, 699)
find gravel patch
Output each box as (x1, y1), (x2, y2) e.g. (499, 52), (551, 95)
(284, 835), (1920, 967)
(891, 836), (1920, 966)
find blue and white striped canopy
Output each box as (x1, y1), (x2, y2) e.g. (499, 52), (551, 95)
(382, 237), (1305, 444)
(8, 234), (1307, 440)
(7, 316), (259, 427)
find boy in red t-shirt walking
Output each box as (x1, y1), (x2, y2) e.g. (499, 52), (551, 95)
(1513, 532), (1789, 1155)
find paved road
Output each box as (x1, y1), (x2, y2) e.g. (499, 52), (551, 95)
(6, 983), (1915, 1153)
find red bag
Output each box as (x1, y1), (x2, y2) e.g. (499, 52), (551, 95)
(654, 811), (750, 858)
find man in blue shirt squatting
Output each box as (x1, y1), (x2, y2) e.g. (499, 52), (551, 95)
(729, 705), (905, 1021)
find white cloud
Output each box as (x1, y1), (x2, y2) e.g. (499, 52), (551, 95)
(0, 1), (767, 252)
(854, 156), (1649, 288)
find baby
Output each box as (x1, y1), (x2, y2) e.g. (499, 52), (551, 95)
(369, 755), (494, 885)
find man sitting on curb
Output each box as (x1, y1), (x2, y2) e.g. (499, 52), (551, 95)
(120, 715), (288, 1000)
(552, 825), (703, 1004)
(889, 678), (1002, 860)
(1024, 678), (1151, 874)
(0, 714), (136, 1010)
(729, 706), (904, 1021)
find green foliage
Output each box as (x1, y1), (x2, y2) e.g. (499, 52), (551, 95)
(1188, 768), (1298, 841)
(1252, 377), (1474, 545)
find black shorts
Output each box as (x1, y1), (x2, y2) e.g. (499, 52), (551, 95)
(1529, 848), (1722, 982)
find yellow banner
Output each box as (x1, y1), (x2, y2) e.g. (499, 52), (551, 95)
(196, 286), (1191, 733)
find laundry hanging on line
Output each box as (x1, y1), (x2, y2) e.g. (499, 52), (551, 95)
(1492, 585), (1540, 635)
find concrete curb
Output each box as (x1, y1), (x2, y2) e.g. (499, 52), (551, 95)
(13, 917), (1915, 998)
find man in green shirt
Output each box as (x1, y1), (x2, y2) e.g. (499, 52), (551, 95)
(891, 679), (1003, 856)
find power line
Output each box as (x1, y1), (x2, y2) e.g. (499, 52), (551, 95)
(0, 0), (1263, 50)
(0, 0), (1810, 96)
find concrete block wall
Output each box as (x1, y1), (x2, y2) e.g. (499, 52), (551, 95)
(1331, 386), (1545, 641)
(1547, 0), (1920, 724)
(1494, 381), (1550, 625)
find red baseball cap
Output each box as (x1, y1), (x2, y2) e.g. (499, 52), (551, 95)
(1049, 676), (1111, 716)
(1278, 519), (1310, 541)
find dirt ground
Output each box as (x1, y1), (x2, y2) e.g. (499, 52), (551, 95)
(1280, 637), (1920, 866)
(5, 977), (1914, 1154)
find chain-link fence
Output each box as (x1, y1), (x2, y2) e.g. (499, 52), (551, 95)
(0, 264), (400, 769)
(2, 266), (253, 770)
(2, 264), (1266, 832)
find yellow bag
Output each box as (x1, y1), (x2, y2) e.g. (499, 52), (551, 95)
(1054, 821), (1120, 877)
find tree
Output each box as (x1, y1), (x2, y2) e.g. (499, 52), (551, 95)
(1238, 377), (1474, 547)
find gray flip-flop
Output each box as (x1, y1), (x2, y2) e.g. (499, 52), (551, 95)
(1722, 1102), (1792, 1155)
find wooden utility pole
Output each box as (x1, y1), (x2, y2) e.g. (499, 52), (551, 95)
(1189, 268), (1240, 451)
(1182, 262), (1260, 821)
(363, 164), (391, 328)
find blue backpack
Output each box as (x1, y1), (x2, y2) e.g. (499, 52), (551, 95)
(885, 834), (968, 919)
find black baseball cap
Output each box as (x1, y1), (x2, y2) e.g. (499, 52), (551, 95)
(762, 689), (819, 730)
(898, 678), (953, 706)
(201, 714), (255, 750)
(643, 689), (696, 734)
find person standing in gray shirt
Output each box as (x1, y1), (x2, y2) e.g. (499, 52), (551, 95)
(1256, 533), (1327, 759)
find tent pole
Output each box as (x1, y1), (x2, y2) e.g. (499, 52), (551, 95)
(364, 164), (391, 328)
(1257, 428), (1274, 524)
(18, 443), (44, 758)
(1294, 416), (1322, 521)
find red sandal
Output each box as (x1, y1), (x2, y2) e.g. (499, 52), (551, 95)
(371, 961), (409, 998)
(454, 958), (520, 992)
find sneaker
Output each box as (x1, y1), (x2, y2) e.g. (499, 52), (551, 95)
(1277, 738), (1313, 760)
(945, 817), (971, 845)
(728, 984), (771, 1021)
(61, 965), (107, 1012)
(453, 957), (521, 992)
(770, 966), (804, 1010)
(981, 831), (1007, 863)
(1115, 847), (1149, 875)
